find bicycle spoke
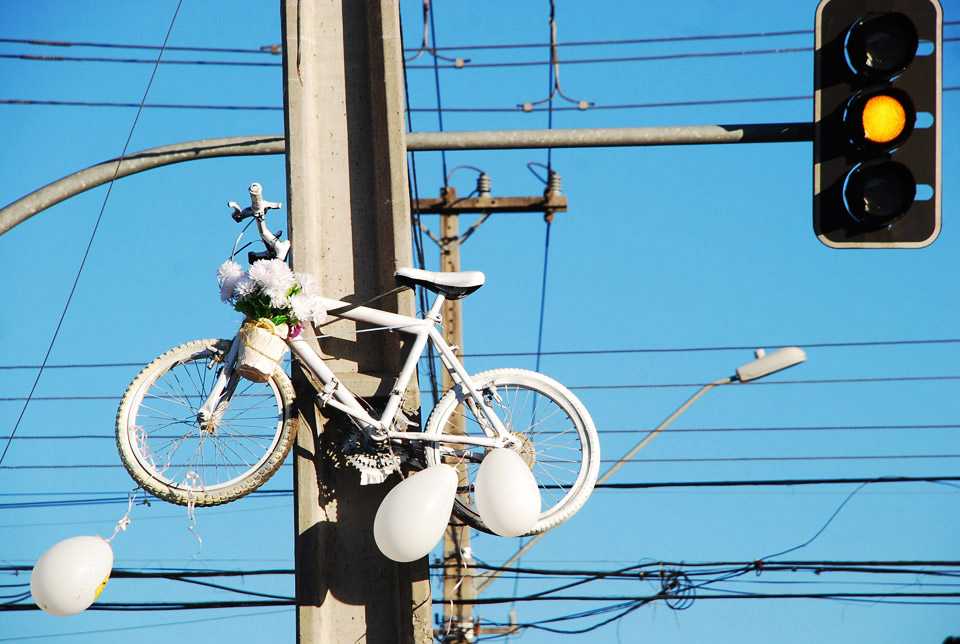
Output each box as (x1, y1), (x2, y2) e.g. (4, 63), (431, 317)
(124, 345), (289, 495)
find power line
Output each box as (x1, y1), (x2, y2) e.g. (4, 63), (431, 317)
(3, 454), (959, 471)
(5, 46), (808, 69)
(3, 473), (958, 502)
(405, 45), (815, 69)
(0, 1), (184, 469)
(4, 421), (959, 442)
(6, 560), (960, 578)
(425, 28), (816, 51)
(0, 29), (812, 56)
(7, 591), (953, 612)
(1, 474), (957, 510)
(8, 37), (957, 71)
(599, 423), (960, 435)
(0, 37), (279, 55)
(0, 609), (292, 642)
(7, 90), (960, 113)
(5, 560), (959, 613)
(597, 474), (960, 489)
(4, 337), (959, 370)
(3, 373), (959, 403)
(6, 22), (955, 57)
(449, 590), (960, 605)
(567, 374), (960, 390)
(0, 99), (280, 111)
(461, 337), (960, 358)
(0, 52), (281, 67)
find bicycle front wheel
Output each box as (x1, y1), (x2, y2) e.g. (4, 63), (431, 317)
(115, 339), (297, 506)
(423, 368), (600, 536)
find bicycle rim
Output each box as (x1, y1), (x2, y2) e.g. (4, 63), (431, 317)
(424, 368), (599, 535)
(117, 340), (294, 504)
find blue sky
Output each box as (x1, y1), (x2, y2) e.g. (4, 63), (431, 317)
(1, 1), (958, 642)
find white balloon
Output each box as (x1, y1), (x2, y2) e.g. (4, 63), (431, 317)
(475, 448), (541, 537)
(374, 465), (458, 562)
(31, 536), (114, 616)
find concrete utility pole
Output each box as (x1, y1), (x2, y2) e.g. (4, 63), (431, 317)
(414, 185), (566, 642)
(281, 1), (431, 642)
(436, 195), (475, 643)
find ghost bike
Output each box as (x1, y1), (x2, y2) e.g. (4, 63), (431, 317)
(115, 183), (600, 535)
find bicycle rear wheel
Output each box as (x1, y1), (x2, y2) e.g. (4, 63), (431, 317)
(423, 368), (600, 535)
(115, 339), (297, 506)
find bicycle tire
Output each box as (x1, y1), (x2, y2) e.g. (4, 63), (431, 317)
(115, 338), (297, 506)
(423, 368), (600, 536)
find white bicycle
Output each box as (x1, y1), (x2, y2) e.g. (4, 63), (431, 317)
(115, 183), (600, 535)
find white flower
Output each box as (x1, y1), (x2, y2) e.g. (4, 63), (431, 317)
(232, 274), (258, 299)
(217, 261), (248, 302)
(219, 279), (237, 302)
(295, 271), (319, 297)
(249, 259), (295, 307)
(289, 293), (326, 324)
(217, 260), (245, 284)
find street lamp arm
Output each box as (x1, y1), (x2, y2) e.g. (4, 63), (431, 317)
(476, 346), (806, 594)
(0, 135), (285, 236)
(595, 376), (733, 487)
(476, 376), (733, 593)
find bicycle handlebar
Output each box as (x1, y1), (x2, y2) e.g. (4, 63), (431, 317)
(249, 182), (264, 216)
(228, 182), (290, 262)
(228, 182), (282, 222)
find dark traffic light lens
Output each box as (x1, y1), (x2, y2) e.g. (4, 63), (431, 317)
(845, 12), (918, 80)
(843, 162), (916, 225)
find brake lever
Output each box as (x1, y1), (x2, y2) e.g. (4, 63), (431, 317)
(228, 201), (250, 222)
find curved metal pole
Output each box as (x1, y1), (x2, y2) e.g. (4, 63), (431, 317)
(0, 135), (285, 236)
(0, 122), (812, 236)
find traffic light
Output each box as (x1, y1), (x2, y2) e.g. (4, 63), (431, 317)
(814, 0), (942, 248)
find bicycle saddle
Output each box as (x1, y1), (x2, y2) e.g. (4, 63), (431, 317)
(394, 267), (485, 300)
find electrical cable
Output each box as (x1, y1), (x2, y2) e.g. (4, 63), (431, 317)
(405, 45), (815, 69)
(0, 0), (184, 468)
(4, 86), (958, 113)
(0, 608), (292, 642)
(2, 474), (959, 509)
(11, 36), (957, 72)
(428, 0), (449, 182)
(6, 373), (960, 403)
(459, 336), (960, 357)
(7, 561), (960, 581)
(400, 6), (439, 406)
(0, 98), (280, 110)
(424, 28), (816, 51)
(4, 336), (960, 370)
(0, 52), (280, 67)
(0, 37), (279, 55)
(6, 22), (953, 55)
(3, 422), (958, 441)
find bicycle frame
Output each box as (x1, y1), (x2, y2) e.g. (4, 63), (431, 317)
(198, 287), (513, 453)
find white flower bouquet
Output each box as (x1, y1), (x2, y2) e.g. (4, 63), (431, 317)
(217, 258), (326, 338)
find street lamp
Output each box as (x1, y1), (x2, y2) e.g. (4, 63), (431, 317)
(475, 346), (807, 592)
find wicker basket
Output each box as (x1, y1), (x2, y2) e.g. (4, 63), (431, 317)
(236, 319), (288, 383)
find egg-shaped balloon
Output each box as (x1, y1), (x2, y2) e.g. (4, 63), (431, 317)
(31, 536), (113, 616)
(475, 448), (541, 537)
(374, 465), (457, 562)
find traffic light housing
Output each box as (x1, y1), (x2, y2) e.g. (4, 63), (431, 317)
(814, 0), (942, 248)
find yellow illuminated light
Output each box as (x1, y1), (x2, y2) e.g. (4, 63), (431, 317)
(861, 94), (907, 143)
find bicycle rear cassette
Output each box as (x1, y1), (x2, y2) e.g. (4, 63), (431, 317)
(342, 426), (404, 485)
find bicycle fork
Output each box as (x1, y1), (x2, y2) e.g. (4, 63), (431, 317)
(196, 336), (242, 432)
